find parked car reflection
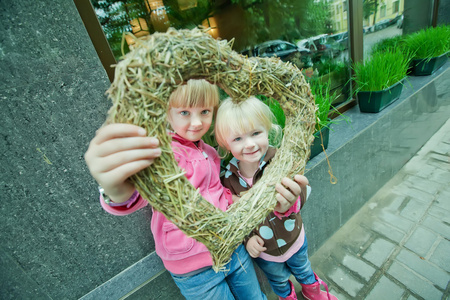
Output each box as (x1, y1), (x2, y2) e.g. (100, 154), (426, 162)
(326, 32), (349, 51)
(366, 15), (402, 33)
(297, 34), (341, 62)
(241, 40), (312, 68)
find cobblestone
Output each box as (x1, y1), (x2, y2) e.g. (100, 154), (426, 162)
(308, 120), (450, 300)
(395, 249), (449, 289)
(329, 267), (364, 298)
(378, 211), (414, 232)
(362, 238), (396, 267)
(429, 239), (450, 273)
(341, 254), (376, 282)
(366, 276), (405, 300)
(371, 220), (405, 243)
(399, 199), (428, 221)
(388, 262), (442, 300)
(422, 215), (450, 239)
(404, 226), (439, 257)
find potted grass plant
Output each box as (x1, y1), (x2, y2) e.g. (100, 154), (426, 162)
(308, 79), (338, 159)
(371, 35), (405, 55)
(403, 25), (450, 76)
(312, 58), (351, 106)
(353, 49), (411, 113)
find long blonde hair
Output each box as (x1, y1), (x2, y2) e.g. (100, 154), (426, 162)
(215, 96), (282, 150)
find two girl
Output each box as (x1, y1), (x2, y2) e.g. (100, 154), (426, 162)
(215, 97), (338, 300)
(84, 80), (308, 299)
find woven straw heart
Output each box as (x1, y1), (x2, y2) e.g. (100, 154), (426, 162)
(106, 28), (316, 271)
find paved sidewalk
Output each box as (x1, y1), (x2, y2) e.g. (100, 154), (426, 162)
(306, 119), (450, 300)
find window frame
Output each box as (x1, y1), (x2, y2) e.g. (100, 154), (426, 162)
(74, 0), (116, 82)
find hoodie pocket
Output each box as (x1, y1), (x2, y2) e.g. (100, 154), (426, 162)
(162, 222), (195, 254)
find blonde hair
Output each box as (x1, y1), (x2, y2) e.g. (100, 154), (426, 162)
(168, 79), (219, 109)
(215, 96), (282, 150)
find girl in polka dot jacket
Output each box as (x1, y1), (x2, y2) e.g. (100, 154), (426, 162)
(215, 97), (338, 300)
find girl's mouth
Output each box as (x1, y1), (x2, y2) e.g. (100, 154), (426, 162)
(244, 149), (259, 155)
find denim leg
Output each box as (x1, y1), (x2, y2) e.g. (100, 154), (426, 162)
(170, 268), (234, 300)
(254, 257), (292, 297)
(285, 237), (316, 285)
(226, 244), (267, 300)
(170, 268), (235, 300)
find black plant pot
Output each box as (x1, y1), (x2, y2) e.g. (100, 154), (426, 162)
(411, 52), (448, 76)
(357, 79), (404, 113)
(310, 125), (330, 159)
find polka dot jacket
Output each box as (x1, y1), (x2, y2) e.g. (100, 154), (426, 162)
(221, 147), (307, 257)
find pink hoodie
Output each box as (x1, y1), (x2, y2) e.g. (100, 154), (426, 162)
(100, 133), (233, 274)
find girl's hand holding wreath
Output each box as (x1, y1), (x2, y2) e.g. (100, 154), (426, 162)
(84, 123), (161, 203)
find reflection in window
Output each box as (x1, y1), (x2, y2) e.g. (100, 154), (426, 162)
(91, 0), (352, 107)
(380, 4), (386, 18)
(393, 1), (399, 14)
(363, 0), (404, 56)
(91, 0), (212, 59)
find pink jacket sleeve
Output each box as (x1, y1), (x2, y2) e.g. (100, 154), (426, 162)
(99, 190), (148, 216)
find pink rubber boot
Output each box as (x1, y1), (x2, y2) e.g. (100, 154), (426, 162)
(279, 280), (298, 300)
(300, 273), (338, 300)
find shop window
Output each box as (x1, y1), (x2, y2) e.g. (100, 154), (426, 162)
(82, 0), (353, 111)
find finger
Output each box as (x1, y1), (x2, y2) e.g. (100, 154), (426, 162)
(97, 136), (160, 157)
(275, 183), (296, 203)
(249, 251), (259, 258)
(255, 236), (265, 246)
(275, 193), (289, 207)
(254, 244), (266, 252)
(294, 174), (309, 187)
(100, 148), (162, 173)
(94, 124), (148, 144)
(281, 177), (301, 196)
(100, 159), (155, 185)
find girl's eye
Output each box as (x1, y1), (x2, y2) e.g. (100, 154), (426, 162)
(252, 131), (261, 136)
(180, 111), (189, 116)
(201, 110), (210, 115)
(233, 137), (242, 142)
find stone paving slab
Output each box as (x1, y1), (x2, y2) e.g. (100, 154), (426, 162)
(308, 119), (450, 300)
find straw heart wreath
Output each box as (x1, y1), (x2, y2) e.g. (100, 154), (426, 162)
(106, 28), (316, 271)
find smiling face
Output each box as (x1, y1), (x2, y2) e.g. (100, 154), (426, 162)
(225, 124), (269, 166)
(215, 97), (276, 167)
(167, 79), (219, 142)
(168, 106), (214, 142)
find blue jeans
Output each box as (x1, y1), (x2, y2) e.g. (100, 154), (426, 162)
(170, 244), (267, 300)
(254, 237), (316, 298)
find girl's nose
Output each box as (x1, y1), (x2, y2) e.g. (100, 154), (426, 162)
(245, 139), (256, 148)
(190, 115), (202, 127)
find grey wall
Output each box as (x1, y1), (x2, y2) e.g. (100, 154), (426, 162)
(0, 1), (160, 299)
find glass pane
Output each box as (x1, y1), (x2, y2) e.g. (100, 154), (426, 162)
(362, 0), (403, 56)
(91, 0), (351, 114)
